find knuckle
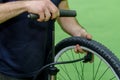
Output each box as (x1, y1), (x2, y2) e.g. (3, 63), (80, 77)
(38, 16), (44, 22)
(40, 18), (44, 22)
(45, 13), (51, 21)
(37, 18), (43, 22)
(53, 9), (59, 15)
(45, 17), (50, 21)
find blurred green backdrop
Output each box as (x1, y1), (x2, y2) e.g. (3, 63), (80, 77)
(55, 0), (120, 59)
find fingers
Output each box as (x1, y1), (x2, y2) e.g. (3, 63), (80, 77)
(27, 0), (59, 22)
(44, 8), (51, 21)
(86, 33), (92, 40)
(37, 8), (51, 22)
(37, 11), (45, 22)
(74, 44), (85, 53)
(48, 1), (59, 19)
(74, 44), (94, 63)
(79, 29), (92, 40)
(38, 0), (59, 21)
(37, 8), (59, 22)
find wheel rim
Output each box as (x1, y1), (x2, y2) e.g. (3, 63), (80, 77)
(55, 46), (119, 80)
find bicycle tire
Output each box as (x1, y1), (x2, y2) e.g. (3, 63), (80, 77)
(54, 37), (120, 80)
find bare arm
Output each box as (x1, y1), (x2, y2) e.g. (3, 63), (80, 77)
(0, 1), (27, 24)
(57, 0), (91, 38)
(0, 0), (59, 24)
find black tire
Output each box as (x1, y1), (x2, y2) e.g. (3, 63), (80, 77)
(54, 37), (120, 80)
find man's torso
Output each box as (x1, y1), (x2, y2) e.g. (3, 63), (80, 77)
(0, 0), (61, 78)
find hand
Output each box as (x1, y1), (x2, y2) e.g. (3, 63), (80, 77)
(74, 28), (94, 63)
(74, 28), (92, 52)
(25, 0), (59, 22)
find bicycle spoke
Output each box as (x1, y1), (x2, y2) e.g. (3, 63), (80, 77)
(78, 53), (85, 80)
(58, 72), (67, 80)
(94, 59), (102, 80)
(65, 50), (81, 80)
(58, 51), (79, 80)
(55, 42), (120, 80)
(81, 63), (85, 80)
(98, 67), (109, 80)
(71, 49), (82, 80)
(58, 57), (72, 80)
(110, 76), (116, 80)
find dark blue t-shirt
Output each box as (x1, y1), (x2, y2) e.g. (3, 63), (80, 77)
(0, 0), (61, 78)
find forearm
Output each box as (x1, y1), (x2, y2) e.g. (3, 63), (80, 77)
(57, 0), (84, 36)
(0, 1), (27, 24)
(57, 17), (84, 36)
(0, 0), (59, 23)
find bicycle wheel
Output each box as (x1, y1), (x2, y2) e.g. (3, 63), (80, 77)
(54, 37), (120, 80)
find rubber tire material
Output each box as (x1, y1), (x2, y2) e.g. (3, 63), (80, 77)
(55, 36), (120, 79)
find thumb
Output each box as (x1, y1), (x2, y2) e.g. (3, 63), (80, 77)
(86, 34), (92, 40)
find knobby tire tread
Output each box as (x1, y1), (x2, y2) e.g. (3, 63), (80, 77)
(55, 37), (120, 78)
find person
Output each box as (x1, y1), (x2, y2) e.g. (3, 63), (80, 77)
(0, 0), (92, 80)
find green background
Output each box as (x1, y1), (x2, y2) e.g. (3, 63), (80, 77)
(55, 0), (120, 59)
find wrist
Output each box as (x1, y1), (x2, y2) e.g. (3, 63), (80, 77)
(23, 1), (30, 12)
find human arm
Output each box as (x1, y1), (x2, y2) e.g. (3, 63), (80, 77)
(0, 0), (59, 24)
(57, 0), (92, 52)
(0, 1), (27, 24)
(58, 0), (91, 38)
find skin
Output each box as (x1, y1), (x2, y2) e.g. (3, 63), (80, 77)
(58, 0), (93, 62)
(0, 0), (92, 41)
(0, 0), (93, 62)
(0, 0), (59, 23)
(58, 0), (92, 52)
